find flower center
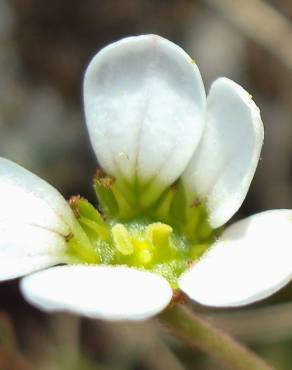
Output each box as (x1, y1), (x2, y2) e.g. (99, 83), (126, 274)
(106, 220), (200, 288)
(67, 186), (218, 288)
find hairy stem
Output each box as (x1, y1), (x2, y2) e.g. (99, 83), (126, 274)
(159, 305), (275, 370)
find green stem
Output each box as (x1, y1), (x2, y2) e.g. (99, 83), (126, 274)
(159, 305), (275, 370)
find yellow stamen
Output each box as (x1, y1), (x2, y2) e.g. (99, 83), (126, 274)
(146, 222), (173, 248)
(112, 224), (134, 255)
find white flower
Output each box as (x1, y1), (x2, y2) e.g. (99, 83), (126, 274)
(0, 158), (172, 321)
(1, 34), (291, 321)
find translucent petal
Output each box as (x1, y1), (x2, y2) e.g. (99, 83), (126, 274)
(179, 210), (292, 307)
(182, 78), (263, 228)
(21, 265), (173, 321)
(84, 34), (206, 204)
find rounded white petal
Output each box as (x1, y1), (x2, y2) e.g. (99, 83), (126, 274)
(182, 77), (263, 228)
(21, 265), (173, 321)
(0, 158), (76, 234)
(84, 34), (206, 203)
(179, 210), (292, 307)
(0, 158), (79, 279)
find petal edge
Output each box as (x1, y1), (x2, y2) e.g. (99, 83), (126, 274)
(21, 265), (173, 321)
(182, 77), (264, 228)
(179, 210), (292, 307)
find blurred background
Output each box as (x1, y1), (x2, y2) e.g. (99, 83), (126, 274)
(1, 0), (292, 369)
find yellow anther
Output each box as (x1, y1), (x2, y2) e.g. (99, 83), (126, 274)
(146, 222), (173, 248)
(112, 224), (134, 255)
(138, 249), (152, 264)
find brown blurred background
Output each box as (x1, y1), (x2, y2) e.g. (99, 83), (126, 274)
(1, 0), (292, 369)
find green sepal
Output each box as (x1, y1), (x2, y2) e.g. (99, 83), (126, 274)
(65, 236), (98, 264)
(169, 180), (187, 225)
(69, 195), (110, 241)
(93, 170), (119, 219)
(93, 170), (137, 220)
(151, 186), (176, 223)
(65, 223), (100, 265)
(70, 194), (105, 224)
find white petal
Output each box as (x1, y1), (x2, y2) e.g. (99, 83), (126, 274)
(182, 77), (263, 228)
(0, 223), (66, 281)
(0, 158), (81, 279)
(0, 158), (76, 234)
(21, 265), (173, 321)
(84, 34), (206, 204)
(179, 210), (292, 307)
